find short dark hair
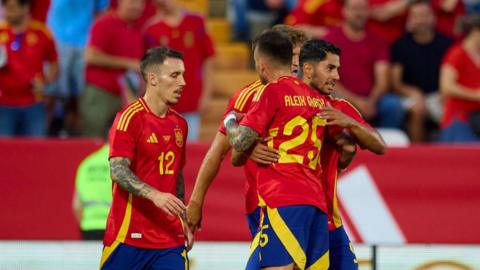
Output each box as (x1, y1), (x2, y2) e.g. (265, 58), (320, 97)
(1, 0), (30, 6)
(299, 39), (341, 68)
(140, 47), (183, 81)
(408, 0), (431, 7)
(252, 30), (293, 67)
(460, 14), (480, 35)
(271, 24), (308, 47)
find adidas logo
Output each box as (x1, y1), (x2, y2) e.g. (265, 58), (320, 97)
(147, 133), (158, 143)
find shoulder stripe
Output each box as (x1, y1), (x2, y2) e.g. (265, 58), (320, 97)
(117, 102), (140, 130)
(236, 85), (261, 111)
(234, 81), (262, 109)
(120, 107), (144, 131)
(235, 83), (263, 111)
(253, 84), (268, 102)
(30, 20), (53, 38)
(138, 98), (150, 113)
(334, 97), (363, 117)
(117, 102), (141, 131)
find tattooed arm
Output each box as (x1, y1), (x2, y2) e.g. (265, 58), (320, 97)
(109, 157), (185, 216)
(176, 170), (185, 203)
(224, 116), (259, 153)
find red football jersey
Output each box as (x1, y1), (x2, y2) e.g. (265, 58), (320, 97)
(0, 20), (57, 106)
(143, 12), (215, 113)
(441, 45), (480, 127)
(85, 12), (145, 96)
(285, 0), (343, 30)
(240, 76), (333, 212)
(219, 80), (263, 214)
(105, 98), (188, 249)
(320, 96), (371, 230)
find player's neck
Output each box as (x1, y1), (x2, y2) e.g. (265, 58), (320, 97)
(267, 68), (292, 83)
(143, 94), (168, 117)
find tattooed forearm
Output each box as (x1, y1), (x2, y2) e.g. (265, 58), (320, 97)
(225, 119), (259, 153)
(231, 149), (249, 167)
(176, 171), (185, 202)
(110, 157), (155, 198)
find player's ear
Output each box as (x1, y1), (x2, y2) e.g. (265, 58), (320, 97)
(147, 72), (158, 86)
(302, 63), (313, 79)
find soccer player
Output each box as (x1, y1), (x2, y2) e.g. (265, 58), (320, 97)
(299, 39), (386, 269)
(225, 30), (334, 270)
(99, 47), (193, 270)
(186, 25), (308, 237)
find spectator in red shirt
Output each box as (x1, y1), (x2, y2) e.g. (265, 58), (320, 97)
(431, 0), (464, 39)
(144, 0), (215, 141)
(439, 14), (480, 143)
(110, 0), (156, 29)
(80, 0), (145, 138)
(325, 0), (405, 129)
(285, 0), (343, 38)
(0, 0), (58, 137)
(368, 0), (409, 44)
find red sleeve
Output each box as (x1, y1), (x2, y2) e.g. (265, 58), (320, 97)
(339, 101), (372, 129)
(218, 93), (239, 135)
(109, 111), (141, 160)
(372, 34), (389, 62)
(442, 46), (463, 70)
(239, 84), (278, 137)
(285, 1), (308, 25)
(88, 16), (111, 51)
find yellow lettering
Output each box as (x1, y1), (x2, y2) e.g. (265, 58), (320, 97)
(284, 95), (292, 107)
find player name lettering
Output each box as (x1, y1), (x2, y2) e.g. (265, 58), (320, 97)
(284, 95), (325, 109)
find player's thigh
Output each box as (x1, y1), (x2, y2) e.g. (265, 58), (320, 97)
(329, 226), (357, 270)
(150, 246), (189, 270)
(246, 207), (261, 239)
(305, 209), (329, 270)
(250, 206), (322, 269)
(100, 242), (150, 270)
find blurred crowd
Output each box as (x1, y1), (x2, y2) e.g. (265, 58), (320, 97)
(0, 0), (479, 143)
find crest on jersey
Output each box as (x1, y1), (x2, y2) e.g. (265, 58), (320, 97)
(174, 127), (183, 147)
(184, 31), (194, 48)
(26, 33), (38, 46)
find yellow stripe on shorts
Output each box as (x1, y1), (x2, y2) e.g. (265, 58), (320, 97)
(267, 207), (307, 269)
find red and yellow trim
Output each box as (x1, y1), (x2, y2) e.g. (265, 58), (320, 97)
(234, 81), (262, 111)
(116, 101), (144, 132)
(267, 207), (307, 269)
(332, 174), (343, 228)
(99, 193), (133, 269)
(252, 84), (268, 102)
(306, 251), (330, 270)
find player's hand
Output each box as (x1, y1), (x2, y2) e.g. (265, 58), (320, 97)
(184, 222), (194, 252)
(148, 190), (186, 216)
(318, 103), (357, 128)
(250, 137), (279, 165)
(334, 131), (357, 155)
(186, 200), (203, 232)
(180, 212), (195, 252)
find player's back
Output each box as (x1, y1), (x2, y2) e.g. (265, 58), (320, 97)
(241, 76), (330, 212)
